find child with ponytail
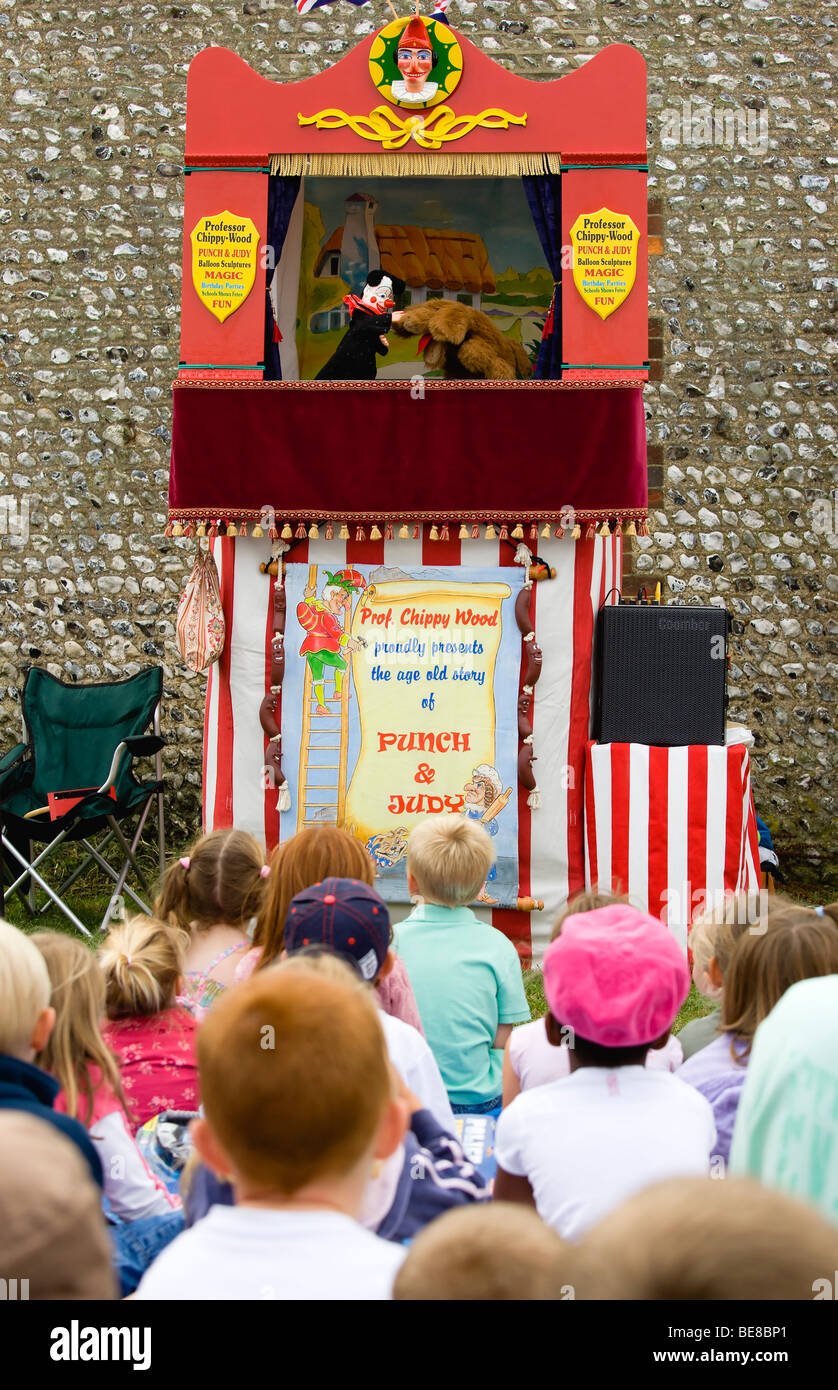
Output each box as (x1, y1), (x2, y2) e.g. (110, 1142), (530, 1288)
(100, 917), (199, 1129)
(33, 932), (181, 1225)
(155, 829), (269, 1017)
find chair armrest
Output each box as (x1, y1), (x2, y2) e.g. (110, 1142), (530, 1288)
(98, 734), (166, 793)
(0, 742), (31, 793)
(123, 736), (166, 758)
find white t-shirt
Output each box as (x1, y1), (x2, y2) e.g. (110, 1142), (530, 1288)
(379, 1010), (456, 1135)
(508, 1018), (684, 1092)
(495, 1065), (716, 1241)
(134, 1206), (406, 1300)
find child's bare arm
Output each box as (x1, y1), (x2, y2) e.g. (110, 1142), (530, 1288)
(501, 1035), (521, 1109)
(493, 1168), (536, 1206)
(493, 1022), (513, 1051)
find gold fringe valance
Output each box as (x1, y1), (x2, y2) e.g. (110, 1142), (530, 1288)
(270, 151), (563, 178)
(165, 512), (648, 541)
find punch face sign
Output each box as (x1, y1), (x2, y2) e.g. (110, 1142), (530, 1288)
(190, 211), (260, 323)
(570, 208), (640, 321)
(369, 13), (463, 110)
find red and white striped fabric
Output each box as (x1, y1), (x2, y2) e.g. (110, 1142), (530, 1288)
(203, 527), (621, 963)
(584, 740), (761, 950)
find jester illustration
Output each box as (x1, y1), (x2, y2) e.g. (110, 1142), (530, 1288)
(297, 569), (366, 717)
(463, 764), (512, 904)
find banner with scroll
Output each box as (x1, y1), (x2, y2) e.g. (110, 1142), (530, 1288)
(280, 562), (525, 907)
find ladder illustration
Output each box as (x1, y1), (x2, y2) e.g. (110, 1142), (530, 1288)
(296, 563), (353, 832)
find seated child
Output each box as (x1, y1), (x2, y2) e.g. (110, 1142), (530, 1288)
(502, 891), (682, 1107)
(185, 953), (488, 1245)
(99, 917), (199, 1128)
(33, 932), (181, 1224)
(730, 974), (838, 1229)
(678, 899), (838, 1167)
(239, 825), (423, 1033)
(0, 919), (101, 1184)
(155, 829), (269, 1016)
(282, 877), (453, 1132)
(579, 1176), (838, 1300)
(494, 904), (715, 1239)
(0, 1112), (116, 1300)
(134, 959), (409, 1299)
(395, 815), (530, 1112)
(677, 892), (755, 1061)
(393, 1202), (580, 1302)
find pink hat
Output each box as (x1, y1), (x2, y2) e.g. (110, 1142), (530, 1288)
(542, 904), (689, 1048)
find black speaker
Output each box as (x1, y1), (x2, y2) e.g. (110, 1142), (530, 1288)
(593, 604), (730, 746)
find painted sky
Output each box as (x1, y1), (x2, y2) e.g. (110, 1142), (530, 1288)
(306, 176), (547, 277)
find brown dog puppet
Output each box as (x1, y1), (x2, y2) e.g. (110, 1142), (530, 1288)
(392, 299), (533, 381)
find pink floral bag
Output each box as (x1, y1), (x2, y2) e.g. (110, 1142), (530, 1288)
(176, 545), (225, 672)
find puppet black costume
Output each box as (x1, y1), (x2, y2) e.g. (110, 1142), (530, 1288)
(316, 270), (406, 381)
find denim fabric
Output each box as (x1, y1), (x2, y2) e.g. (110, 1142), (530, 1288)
(451, 1096), (502, 1118)
(107, 1208), (185, 1297)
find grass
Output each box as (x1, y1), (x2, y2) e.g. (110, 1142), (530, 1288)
(3, 839), (176, 943)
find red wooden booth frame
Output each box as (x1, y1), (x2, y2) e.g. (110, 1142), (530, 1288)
(179, 34), (648, 382)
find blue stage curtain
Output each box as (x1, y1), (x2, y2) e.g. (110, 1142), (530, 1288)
(264, 175), (301, 381)
(522, 175), (562, 380)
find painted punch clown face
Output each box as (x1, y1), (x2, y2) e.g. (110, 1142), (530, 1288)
(393, 15), (438, 102)
(397, 42), (433, 92)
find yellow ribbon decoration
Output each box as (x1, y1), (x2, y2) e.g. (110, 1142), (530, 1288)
(298, 105), (527, 151)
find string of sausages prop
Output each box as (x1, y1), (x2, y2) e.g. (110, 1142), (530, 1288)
(515, 577), (542, 810)
(260, 579), (291, 813)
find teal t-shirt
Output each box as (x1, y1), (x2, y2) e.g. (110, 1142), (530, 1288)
(395, 904), (530, 1107)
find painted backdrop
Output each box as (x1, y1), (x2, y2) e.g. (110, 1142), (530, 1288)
(294, 177), (552, 380)
(280, 562), (525, 907)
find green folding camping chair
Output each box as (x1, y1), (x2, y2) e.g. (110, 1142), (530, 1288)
(0, 666), (166, 937)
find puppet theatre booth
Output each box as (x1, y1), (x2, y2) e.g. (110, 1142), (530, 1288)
(169, 21), (664, 963)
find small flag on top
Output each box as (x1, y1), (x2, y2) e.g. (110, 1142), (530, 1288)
(297, 0), (369, 15)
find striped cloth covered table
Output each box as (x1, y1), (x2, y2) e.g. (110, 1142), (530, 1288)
(584, 740), (761, 949)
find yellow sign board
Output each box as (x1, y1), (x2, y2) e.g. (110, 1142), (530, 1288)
(570, 207), (640, 321)
(344, 578), (511, 847)
(190, 210), (260, 323)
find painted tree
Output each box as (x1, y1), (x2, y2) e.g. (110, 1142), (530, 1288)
(298, 201), (349, 331)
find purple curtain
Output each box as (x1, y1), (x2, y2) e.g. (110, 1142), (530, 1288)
(523, 175), (562, 380)
(264, 175), (301, 381)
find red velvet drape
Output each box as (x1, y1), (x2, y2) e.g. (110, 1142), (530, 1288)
(169, 382), (647, 523)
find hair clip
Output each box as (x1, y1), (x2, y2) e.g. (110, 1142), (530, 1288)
(122, 954), (133, 966)
(260, 865), (271, 879)
(179, 856), (191, 870)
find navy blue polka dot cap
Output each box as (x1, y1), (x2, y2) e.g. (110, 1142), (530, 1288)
(284, 877), (391, 981)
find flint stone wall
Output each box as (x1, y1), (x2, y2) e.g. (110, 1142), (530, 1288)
(1, 0), (835, 882)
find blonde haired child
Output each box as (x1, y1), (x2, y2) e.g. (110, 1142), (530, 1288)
(0, 919), (100, 1184)
(396, 815), (530, 1113)
(100, 917), (199, 1128)
(679, 892), (754, 1060)
(135, 959), (409, 1299)
(579, 1177), (838, 1300)
(155, 829), (269, 1016)
(678, 898), (838, 1166)
(502, 890), (683, 1108)
(393, 1202), (580, 1302)
(33, 931), (181, 1224)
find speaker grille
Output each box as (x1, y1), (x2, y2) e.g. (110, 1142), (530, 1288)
(595, 606), (729, 746)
